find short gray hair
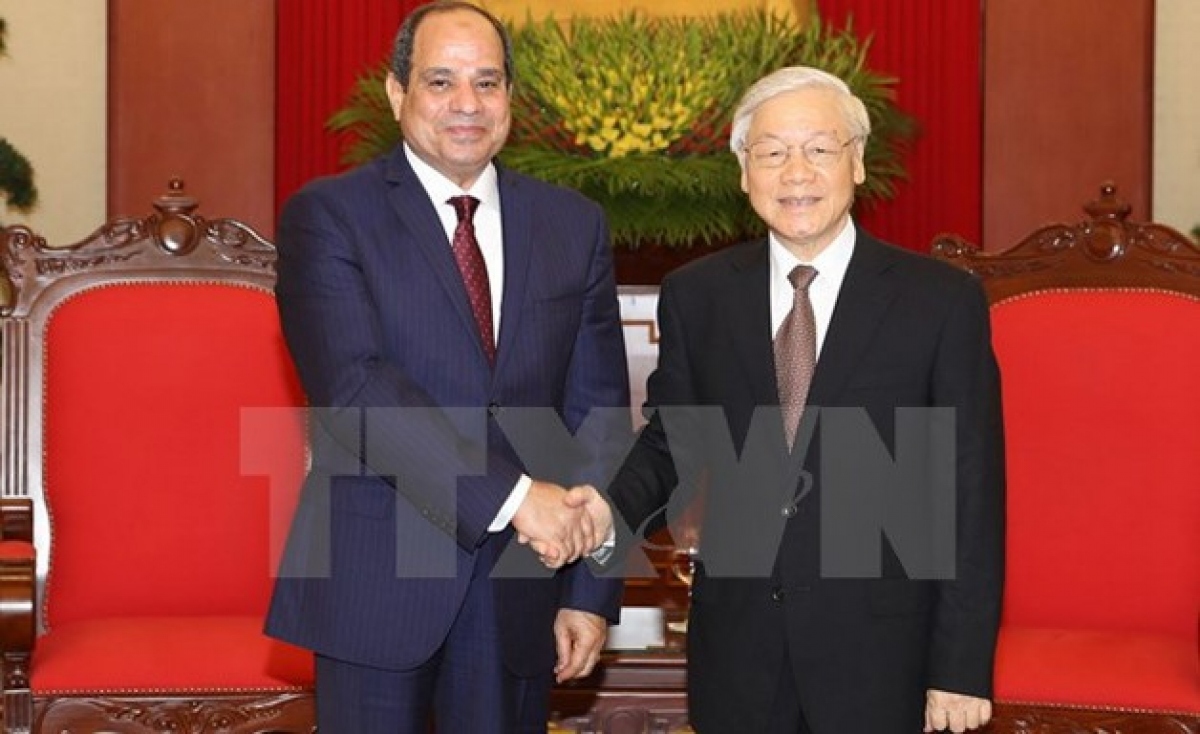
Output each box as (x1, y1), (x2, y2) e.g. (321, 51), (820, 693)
(729, 66), (871, 157)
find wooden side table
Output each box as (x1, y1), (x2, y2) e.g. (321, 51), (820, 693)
(549, 518), (696, 732)
(551, 648), (690, 734)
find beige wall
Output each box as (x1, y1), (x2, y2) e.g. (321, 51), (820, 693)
(1154, 0), (1200, 236)
(0, 0), (106, 243)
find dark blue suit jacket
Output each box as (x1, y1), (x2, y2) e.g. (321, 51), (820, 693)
(266, 147), (630, 676)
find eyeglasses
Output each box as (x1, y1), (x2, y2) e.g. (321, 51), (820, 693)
(742, 137), (860, 170)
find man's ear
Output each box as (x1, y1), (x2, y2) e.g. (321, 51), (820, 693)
(853, 153), (867, 186)
(384, 72), (405, 122)
(852, 140), (867, 185)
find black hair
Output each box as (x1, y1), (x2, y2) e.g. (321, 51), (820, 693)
(389, 1), (514, 91)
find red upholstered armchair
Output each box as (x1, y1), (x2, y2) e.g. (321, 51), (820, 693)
(0, 182), (314, 732)
(934, 183), (1200, 733)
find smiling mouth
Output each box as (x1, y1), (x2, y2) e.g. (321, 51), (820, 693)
(443, 121), (488, 137)
(780, 195), (821, 207)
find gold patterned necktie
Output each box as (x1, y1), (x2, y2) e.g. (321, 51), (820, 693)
(774, 265), (818, 449)
(447, 195), (496, 366)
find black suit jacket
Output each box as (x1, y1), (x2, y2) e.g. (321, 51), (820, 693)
(609, 231), (1004, 733)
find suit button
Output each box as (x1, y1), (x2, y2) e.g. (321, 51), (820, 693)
(771, 586), (785, 602)
(487, 402), (502, 417)
(781, 504), (797, 518)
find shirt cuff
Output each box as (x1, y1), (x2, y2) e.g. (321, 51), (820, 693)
(488, 474), (533, 532)
(589, 528), (617, 565)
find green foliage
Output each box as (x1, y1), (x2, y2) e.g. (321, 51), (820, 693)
(0, 139), (37, 212)
(0, 17), (38, 215)
(328, 9), (915, 249)
(328, 73), (396, 171)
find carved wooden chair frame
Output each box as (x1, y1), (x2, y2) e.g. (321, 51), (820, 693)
(934, 182), (1200, 734)
(0, 180), (313, 732)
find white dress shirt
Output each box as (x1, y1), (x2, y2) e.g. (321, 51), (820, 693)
(768, 216), (857, 353)
(403, 145), (531, 532)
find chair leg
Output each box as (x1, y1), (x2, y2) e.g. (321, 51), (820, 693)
(2, 651), (32, 733)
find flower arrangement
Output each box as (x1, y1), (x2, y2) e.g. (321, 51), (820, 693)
(329, 9), (914, 249)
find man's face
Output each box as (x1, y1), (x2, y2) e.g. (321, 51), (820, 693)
(386, 9), (511, 189)
(739, 87), (866, 259)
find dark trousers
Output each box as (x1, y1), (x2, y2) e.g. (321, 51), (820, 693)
(762, 649), (815, 734)
(315, 565), (552, 733)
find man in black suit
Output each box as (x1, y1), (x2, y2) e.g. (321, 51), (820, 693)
(265, 2), (630, 732)
(590, 66), (1005, 733)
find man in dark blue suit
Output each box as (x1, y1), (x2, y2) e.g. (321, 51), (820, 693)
(265, 2), (631, 731)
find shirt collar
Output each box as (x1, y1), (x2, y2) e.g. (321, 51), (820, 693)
(768, 216), (857, 282)
(403, 143), (500, 213)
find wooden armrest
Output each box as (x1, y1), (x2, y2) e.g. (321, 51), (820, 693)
(0, 498), (33, 543)
(0, 539), (36, 656)
(0, 537), (35, 729)
(0, 500), (36, 658)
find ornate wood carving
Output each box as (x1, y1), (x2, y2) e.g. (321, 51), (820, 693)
(34, 694), (315, 734)
(0, 183), (308, 733)
(932, 182), (1200, 302)
(931, 183), (1200, 732)
(0, 498), (33, 542)
(551, 651), (690, 733)
(0, 178), (278, 319)
(0, 516), (35, 733)
(989, 703), (1200, 733)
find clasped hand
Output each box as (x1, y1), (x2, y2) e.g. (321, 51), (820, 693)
(511, 481), (612, 568)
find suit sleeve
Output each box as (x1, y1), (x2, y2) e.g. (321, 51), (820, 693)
(606, 275), (698, 553)
(927, 275), (1006, 697)
(275, 186), (524, 552)
(558, 209), (631, 620)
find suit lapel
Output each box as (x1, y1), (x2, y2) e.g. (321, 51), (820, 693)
(806, 231), (900, 407)
(493, 166), (532, 377)
(727, 241), (781, 408)
(384, 149), (495, 370)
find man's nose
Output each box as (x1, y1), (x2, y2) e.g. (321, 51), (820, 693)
(449, 84), (482, 113)
(780, 150), (818, 181)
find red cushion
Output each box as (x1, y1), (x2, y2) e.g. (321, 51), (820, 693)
(995, 626), (1200, 713)
(31, 616), (313, 693)
(990, 291), (1200, 638)
(42, 283), (307, 626)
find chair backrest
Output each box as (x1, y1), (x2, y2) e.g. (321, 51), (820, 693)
(1, 180), (307, 630)
(933, 182), (1200, 638)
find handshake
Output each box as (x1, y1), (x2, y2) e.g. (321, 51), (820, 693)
(511, 480), (615, 568)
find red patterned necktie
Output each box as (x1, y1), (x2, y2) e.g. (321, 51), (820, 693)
(774, 265), (818, 449)
(447, 195), (496, 365)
